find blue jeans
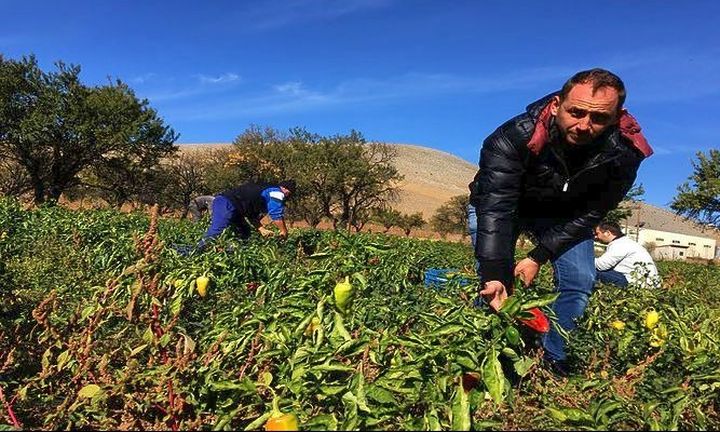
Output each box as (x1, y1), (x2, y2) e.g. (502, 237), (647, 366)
(467, 203), (596, 361)
(467, 204), (481, 273)
(542, 238), (596, 361)
(596, 269), (628, 287)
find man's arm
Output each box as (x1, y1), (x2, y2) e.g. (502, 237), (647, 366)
(472, 125), (527, 295)
(595, 242), (625, 271)
(271, 218), (288, 238)
(249, 221), (273, 238)
(529, 159), (640, 264)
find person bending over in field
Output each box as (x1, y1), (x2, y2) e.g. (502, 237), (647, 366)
(467, 68), (653, 376)
(195, 180), (296, 250)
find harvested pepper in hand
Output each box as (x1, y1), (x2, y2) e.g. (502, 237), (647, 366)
(264, 398), (299, 431)
(334, 276), (353, 313)
(518, 307), (550, 333)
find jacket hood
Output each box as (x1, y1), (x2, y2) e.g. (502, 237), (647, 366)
(524, 92), (653, 158)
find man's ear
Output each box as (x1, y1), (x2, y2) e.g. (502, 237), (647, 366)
(612, 108), (626, 126)
(550, 95), (560, 116)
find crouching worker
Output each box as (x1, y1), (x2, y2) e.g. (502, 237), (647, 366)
(468, 69), (653, 376)
(594, 221), (659, 288)
(197, 180), (296, 250)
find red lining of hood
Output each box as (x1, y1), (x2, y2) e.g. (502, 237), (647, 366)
(527, 103), (653, 158)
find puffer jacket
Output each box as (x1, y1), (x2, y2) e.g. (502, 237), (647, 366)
(468, 92), (652, 289)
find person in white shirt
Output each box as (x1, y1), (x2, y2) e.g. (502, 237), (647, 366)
(594, 221), (659, 287)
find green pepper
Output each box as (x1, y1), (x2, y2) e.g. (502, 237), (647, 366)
(505, 326), (521, 346)
(334, 276), (353, 313)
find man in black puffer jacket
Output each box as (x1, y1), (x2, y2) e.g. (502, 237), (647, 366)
(467, 69), (653, 375)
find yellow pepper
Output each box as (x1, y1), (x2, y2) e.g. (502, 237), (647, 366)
(649, 337), (665, 347)
(264, 398), (299, 431)
(611, 320), (626, 330)
(196, 276), (210, 298)
(645, 308), (660, 329)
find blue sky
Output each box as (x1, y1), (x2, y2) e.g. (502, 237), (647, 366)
(3, 0), (719, 209)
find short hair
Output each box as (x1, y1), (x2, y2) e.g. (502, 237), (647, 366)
(597, 221), (624, 237)
(560, 68), (626, 110)
(278, 179), (297, 194)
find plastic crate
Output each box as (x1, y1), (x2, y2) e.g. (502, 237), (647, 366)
(424, 268), (471, 289)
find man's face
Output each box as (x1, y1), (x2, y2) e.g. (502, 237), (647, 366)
(551, 83), (621, 146)
(280, 186), (292, 198)
(594, 228), (614, 244)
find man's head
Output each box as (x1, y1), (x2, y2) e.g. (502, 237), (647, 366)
(595, 221), (624, 244)
(551, 68), (626, 146)
(278, 179), (297, 197)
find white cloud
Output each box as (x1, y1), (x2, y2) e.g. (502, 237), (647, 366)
(142, 73), (243, 102)
(163, 66), (571, 121)
(130, 73), (156, 84)
(273, 81), (312, 96)
(197, 73), (241, 84)
(239, 0), (393, 30)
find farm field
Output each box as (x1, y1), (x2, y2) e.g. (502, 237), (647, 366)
(1, 198), (719, 430)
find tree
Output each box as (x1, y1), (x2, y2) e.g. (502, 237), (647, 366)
(0, 159), (30, 197)
(431, 195), (469, 238)
(199, 147), (248, 194)
(286, 196), (325, 228)
(373, 208), (403, 232)
(671, 149), (720, 226)
(0, 55), (177, 205)
(605, 183), (645, 224)
(157, 152), (208, 217)
(230, 127), (403, 231)
(397, 212), (425, 237)
(320, 132), (402, 230)
(349, 206), (375, 233)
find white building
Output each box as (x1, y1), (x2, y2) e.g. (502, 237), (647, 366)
(621, 202), (717, 261)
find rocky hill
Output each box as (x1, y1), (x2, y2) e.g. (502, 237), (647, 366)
(390, 144), (476, 217)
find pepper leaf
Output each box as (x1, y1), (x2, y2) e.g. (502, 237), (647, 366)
(482, 347), (505, 405)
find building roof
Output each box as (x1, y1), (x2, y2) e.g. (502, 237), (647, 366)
(621, 202), (719, 240)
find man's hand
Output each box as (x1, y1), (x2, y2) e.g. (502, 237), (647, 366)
(514, 258), (540, 286)
(273, 219), (288, 240)
(258, 227), (274, 238)
(479, 281), (508, 312)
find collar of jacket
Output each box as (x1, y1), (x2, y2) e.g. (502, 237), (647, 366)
(524, 92), (654, 158)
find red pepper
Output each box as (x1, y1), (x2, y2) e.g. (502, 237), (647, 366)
(461, 372), (481, 393)
(518, 307), (550, 333)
